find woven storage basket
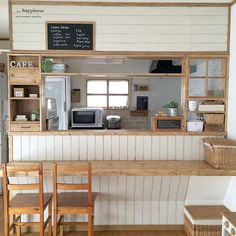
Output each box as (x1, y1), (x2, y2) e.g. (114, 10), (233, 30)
(203, 138), (236, 169)
(204, 114), (224, 124)
(184, 205), (229, 236)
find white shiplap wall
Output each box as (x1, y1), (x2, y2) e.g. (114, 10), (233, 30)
(12, 135), (201, 225)
(12, 5), (228, 51)
(13, 135), (205, 161)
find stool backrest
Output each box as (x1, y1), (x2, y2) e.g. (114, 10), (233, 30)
(53, 163), (92, 207)
(2, 163), (44, 210)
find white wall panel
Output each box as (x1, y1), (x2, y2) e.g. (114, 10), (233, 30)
(29, 136), (38, 161)
(104, 136), (112, 160)
(12, 135), (208, 161)
(62, 136), (71, 161)
(54, 136), (63, 160)
(79, 136), (87, 161)
(12, 5), (228, 51)
(127, 136), (135, 160)
(13, 136), (21, 161)
(95, 136), (103, 161)
(46, 136), (54, 161)
(37, 136), (46, 160)
(119, 136), (128, 161)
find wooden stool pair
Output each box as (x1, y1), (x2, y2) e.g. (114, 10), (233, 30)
(2, 162), (95, 236)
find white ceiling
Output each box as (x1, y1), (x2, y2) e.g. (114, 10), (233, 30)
(0, 0), (233, 39)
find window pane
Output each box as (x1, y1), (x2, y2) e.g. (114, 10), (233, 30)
(87, 95), (107, 107)
(208, 79), (225, 97)
(109, 95), (128, 109)
(109, 81), (128, 94)
(87, 80), (107, 94)
(208, 59), (225, 77)
(189, 79), (206, 97)
(189, 59), (207, 77)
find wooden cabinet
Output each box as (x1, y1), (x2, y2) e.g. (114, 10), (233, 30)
(185, 56), (227, 133)
(8, 54), (42, 132)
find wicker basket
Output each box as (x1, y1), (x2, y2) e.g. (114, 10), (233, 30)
(184, 215), (221, 236)
(184, 205), (228, 236)
(203, 138), (236, 169)
(204, 114), (224, 124)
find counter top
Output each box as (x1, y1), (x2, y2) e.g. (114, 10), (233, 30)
(8, 129), (227, 136)
(1, 160), (236, 176)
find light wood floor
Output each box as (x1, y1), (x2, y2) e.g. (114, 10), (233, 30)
(0, 195), (186, 236)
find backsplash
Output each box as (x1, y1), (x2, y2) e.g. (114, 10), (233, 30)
(103, 110), (149, 130)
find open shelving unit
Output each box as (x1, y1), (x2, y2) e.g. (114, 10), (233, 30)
(8, 54), (42, 132)
(7, 53), (228, 135)
(185, 56), (228, 133)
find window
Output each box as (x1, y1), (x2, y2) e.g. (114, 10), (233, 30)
(87, 80), (129, 109)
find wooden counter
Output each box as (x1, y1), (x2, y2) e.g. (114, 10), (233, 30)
(8, 130), (226, 136)
(1, 161), (236, 177)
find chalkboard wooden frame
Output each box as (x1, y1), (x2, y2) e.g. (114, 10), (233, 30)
(45, 21), (96, 51)
(151, 116), (183, 132)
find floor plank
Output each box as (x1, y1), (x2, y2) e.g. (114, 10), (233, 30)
(0, 195), (186, 236)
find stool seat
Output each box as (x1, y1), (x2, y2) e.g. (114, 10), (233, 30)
(10, 193), (52, 209)
(58, 192), (96, 208)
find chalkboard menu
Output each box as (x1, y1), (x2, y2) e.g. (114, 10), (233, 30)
(47, 22), (94, 50)
(157, 120), (181, 129)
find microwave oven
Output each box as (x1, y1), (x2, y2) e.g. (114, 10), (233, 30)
(71, 107), (104, 128)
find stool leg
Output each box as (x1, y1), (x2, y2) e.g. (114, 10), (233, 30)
(13, 215), (16, 234)
(48, 201), (52, 236)
(53, 209), (57, 236)
(92, 214), (94, 236)
(59, 215), (64, 236)
(40, 211), (44, 236)
(3, 208), (9, 236)
(88, 213), (92, 236)
(16, 225), (21, 236)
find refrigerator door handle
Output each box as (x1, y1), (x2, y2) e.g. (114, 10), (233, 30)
(64, 101), (67, 112)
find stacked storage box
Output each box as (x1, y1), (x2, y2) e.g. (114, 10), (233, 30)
(203, 138), (236, 169)
(184, 205), (229, 236)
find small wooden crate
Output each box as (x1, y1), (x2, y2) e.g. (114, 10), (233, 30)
(203, 138), (236, 169)
(184, 205), (229, 236)
(151, 116), (183, 132)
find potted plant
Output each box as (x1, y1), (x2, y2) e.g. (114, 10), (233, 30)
(163, 100), (179, 116)
(41, 58), (53, 73)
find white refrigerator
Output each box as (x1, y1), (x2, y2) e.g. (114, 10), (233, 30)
(45, 76), (71, 130)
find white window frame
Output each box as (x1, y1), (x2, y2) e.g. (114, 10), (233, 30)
(86, 79), (129, 109)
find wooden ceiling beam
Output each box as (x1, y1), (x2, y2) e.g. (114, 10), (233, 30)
(10, 0), (230, 7)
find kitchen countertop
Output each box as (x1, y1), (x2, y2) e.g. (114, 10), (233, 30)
(8, 129), (226, 136)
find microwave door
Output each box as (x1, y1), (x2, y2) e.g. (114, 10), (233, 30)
(74, 111), (96, 124)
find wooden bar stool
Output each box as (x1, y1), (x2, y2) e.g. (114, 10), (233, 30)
(2, 163), (53, 236)
(53, 163), (96, 236)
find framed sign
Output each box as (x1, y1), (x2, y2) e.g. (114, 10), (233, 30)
(46, 22), (95, 50)
(151, 116), (183, 132)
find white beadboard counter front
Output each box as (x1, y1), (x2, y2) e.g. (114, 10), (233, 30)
(9, 131), (225, 162)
